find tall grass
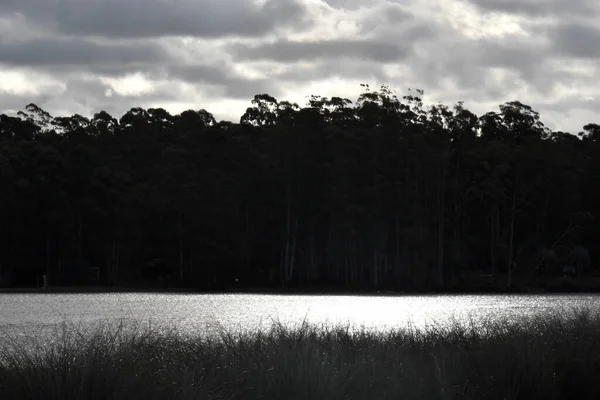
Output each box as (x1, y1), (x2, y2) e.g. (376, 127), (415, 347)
(1, 310), (600, 399)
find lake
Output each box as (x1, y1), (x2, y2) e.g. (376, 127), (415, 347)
(0, 293), (598, 337)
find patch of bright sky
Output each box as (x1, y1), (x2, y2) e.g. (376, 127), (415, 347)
(231, 63), (269, 80)
(100, 72), (156, 97)
(166, 37), (229, 64)
(280, 76), (371, 105)
(0, 68), (65, 96)
(203, 98), (254, 122)
(542, 107), (596, 134)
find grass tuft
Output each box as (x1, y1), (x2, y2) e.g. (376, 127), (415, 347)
(1, 309), (600, 399)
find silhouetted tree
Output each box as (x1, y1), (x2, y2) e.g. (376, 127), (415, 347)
(0, 85), (597, 291)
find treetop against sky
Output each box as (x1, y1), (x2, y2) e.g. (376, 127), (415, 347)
(0, 0), (599, 133)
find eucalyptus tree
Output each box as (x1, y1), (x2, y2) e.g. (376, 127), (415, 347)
(1, 85), (599, 291)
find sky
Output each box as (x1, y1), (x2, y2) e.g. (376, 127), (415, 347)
(0, 0), (599, 133)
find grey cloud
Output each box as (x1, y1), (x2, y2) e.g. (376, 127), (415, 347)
(358, 12), (435, 43)
(539, 96), (600, 113)
(404, 35), (483, 94)
(221, 81), (282, 101)
(322, 0), (373, 10)
(167, 64), (283, 100)
(2, 0), (600, 135)
(0, 0), (309, 39)
(465, 0), (598, 18)
(273, 61), (388, 84)
(0, 75), (197, 121)
(382, 4), (413, 23)
(361, 2), (414, 29)
(546, 22), (600, 59)
(79, 64), (162, 78)
(428, 23), (600, 96)
(60, 78), (185, 109)
(0, 37), (168, 67)
(478, 41), (543, 72)
(531, 97), (600, 133)
(475, 37), (550, 89)
(0, 93), (45, 115)
(405, 23), (573, 102)
(228, 39), (411, 63)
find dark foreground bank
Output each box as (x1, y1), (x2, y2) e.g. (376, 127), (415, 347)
(1, 311), (599, 400)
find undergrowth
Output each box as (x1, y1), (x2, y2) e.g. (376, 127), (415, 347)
(1, 310), (599, 399)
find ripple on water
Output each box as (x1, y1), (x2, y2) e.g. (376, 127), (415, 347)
(0, 293), (597, 338)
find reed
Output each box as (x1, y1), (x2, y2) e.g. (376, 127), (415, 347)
(1, 309), (599, 399)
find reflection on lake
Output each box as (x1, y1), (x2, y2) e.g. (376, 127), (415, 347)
(0, 293), (598, 336)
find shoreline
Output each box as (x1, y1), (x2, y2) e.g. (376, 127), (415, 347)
(1, 283), (599, 295)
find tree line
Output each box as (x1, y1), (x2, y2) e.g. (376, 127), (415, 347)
(1, 84), (598, 291)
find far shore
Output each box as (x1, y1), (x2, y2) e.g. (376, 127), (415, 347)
(2, 277), (600, 295)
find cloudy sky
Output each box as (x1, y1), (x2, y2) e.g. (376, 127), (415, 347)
(0, 0), (599, 133)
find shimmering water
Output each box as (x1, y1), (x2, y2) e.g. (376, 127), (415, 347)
(0, 293), (598, 336)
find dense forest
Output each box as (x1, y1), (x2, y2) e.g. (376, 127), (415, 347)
(1, 85), (599, 292)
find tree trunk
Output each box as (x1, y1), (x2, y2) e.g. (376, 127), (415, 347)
(395, 217), (401, 287)
(111, 232), (119, 285)
(188, 247), (193, 283)
(245, 206), (252, 269)
(78, 217), (83, 257)
(45, 236), (51, 283)
(288, 218), (297, 283)
(179, 213), (184, 282)
(373, 248), (378, 288)
(179, 236), (184, 282)
(111, 232), (118, 285)
(57, 240), (61, 285)
(282, 184), (294, 287)
(307, 235), (316, 283)
(490, 203), (497, 274)
(507, 188), (517, 287)
(437, 164), (446, 286)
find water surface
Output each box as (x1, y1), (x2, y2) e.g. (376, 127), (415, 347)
(1, 293), (598, 337)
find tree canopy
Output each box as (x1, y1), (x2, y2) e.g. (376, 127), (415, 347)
(0, 85), (596, 291)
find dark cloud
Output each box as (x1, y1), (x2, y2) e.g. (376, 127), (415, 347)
(228, 39), (411, 63)
(0, 0), (309, 39)
(546, 22), (600, 59)
(465, 0), (598, 18)
(167, 64), (233, 84)
(478, 41), (543, 72)
(0, 37), (168, 67)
